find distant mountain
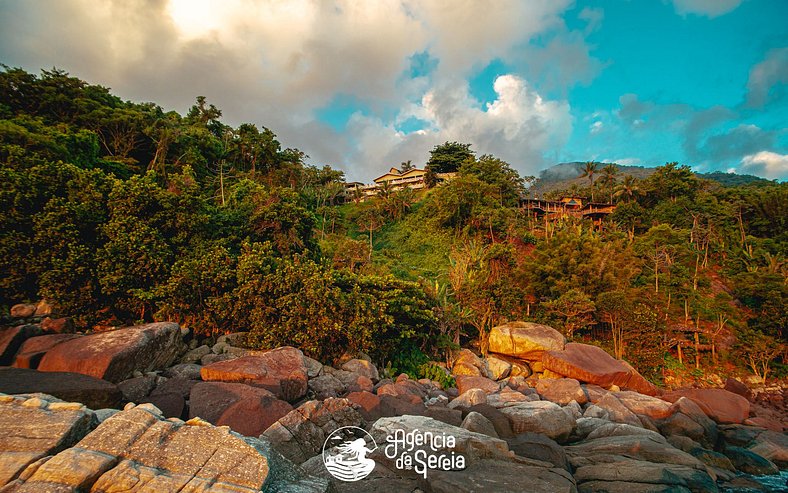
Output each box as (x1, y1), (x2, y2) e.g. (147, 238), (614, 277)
(528, 162), (773, 197)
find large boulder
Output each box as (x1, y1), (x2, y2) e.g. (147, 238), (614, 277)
(613, 391), (675, 420)
(594, 393), (642, 427)
(488, 322), (565, 360)
(722, 446), (779, 475)
(748, 430), (788, 468)
(201, 346), (308, 402)
(661, 388), (750, 424)
(11, 334), (82, 369)
(0, 325), (44, 365)
(498, 401), (576, 442)
(9, 304), (37, 318)
(422, 459), (576, 493)
(536, 378), (587, 405)
(618, 360), (659, 396)
(506, 432), (570, 470)
(0, 368), (121, 410)
(455, 375), (500, 395)
(659, 397), (719, 450)
(189, 381), (293, 437)
(3, 403), (281, 492)
(37, 322), (184, 383)
(542, 343), (631, 388)
(341, 358), (379, 382)
(0, 393), (96, 486)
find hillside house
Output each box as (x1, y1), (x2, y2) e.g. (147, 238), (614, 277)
(342, 166), (456, 202)
(520, 196), (616, 227)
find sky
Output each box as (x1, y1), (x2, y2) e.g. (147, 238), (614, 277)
(0, 0), (786, 181)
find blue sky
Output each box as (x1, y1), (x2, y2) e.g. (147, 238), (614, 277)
(1, 0), (786, 180)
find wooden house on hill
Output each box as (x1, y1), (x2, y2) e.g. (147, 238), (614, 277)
(520, 196), (616, 227)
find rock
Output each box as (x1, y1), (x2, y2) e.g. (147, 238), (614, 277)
(0, 393), (95, 486)
(308, 373), (346, 399)
(38, 322), (184, 383)
(345, 391), (383, 421)
(451, 349), (486, 377)
(201, 352), (235, 365)
(488, 321), (565, 360)
(748, 430), (788, 468)
(582, 384), (609, 403)
(142, 392), (185, 419)
(0, 325), (44, 366)
(618, 360), (659, 396)
(564, 400), (583, 420)
(745, 416), (784, 432)
(583, 404), (610, 420)
(162, 363), (203, 380)
(201, 346), (308, 402)
(498, 400), (576, 441)
(572, 458), (716, 493)
(486, 387), (535, 408)
(720, 476), (771, 492)
(422, 459), (576, 493)
(216, 332), (246, 346)
(40, 317), (74, 334)
(595, 393), (642, 427)
(536, 378), (587, 405)
(341, 358), (379, 382)
(0, 368), (121, 410)
(485, 355), (512, 380)
(117, 375), (157, 403)
(585, 422), (664, 441)
(718, 424), (765, 447)
(332, 368), (374, 393)
(189, 381), (293, 437)
(448, 388), (487, 410)
(724, 377), (753, 401)
(613, 391), (674, 420)
(506, 432), (570, 470)
(461, 411), (499, 438)
(455, 375), (500, 395)
(542, 343), (632, 388)
(426, 406), (464, 427)
(370, 415), (512, 465)
(181, 344), (211, 364)
(566, 434), (704, 470)
(661, 388), (750, 424)
(659, 397), (718, 449)
(464, 403), (515, 439)
(263, 398), (364, 464)
(3, 404), (288, 492)
(152, 376), (198, 399)
(33, 300), (53, 317)
(303, 356), (323, 378)
(570, 417), (611, 442)
(722, 446), (779, 475)
(10, 304), (37, 318)
(11, 334), (81, 369)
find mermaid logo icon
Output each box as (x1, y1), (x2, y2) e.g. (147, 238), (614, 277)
(322, 426), (377, 482)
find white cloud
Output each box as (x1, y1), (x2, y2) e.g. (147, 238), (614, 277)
(746, 47), (788, 108)
(590, 121), (603, 134)
(739, 151), (788, 180)
(670, 0), (743, 18)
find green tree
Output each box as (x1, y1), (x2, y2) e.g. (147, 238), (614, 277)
(543, 289), (596, 339)
(426, 141), (474, 174)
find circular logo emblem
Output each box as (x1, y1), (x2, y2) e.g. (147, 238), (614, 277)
(322, 426), (377, 482)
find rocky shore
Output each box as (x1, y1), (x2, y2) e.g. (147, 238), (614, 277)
(0, 313), (786, 492)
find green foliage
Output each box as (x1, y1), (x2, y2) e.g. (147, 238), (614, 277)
(426, 141), (474, 174)
(419, 363), (456, 389)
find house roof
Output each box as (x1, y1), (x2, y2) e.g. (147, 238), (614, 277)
(373, 168), (426, 183)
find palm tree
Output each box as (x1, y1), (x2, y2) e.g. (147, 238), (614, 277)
(599, 164), (619, 203)
(614, 175), (641, 203)
(580, 161), (598, 201)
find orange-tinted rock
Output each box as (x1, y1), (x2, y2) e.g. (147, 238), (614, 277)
(12, 334), (82, 369)
(488, 322), (565, 360)
(613, 390), (675, 420)
(38, 322), (184, 383)
(619, 360), (659, 396)
(0, 367), (121, 410)
(189, 381), (292, 437)
(9, 304), (36, 318)
(661, 388), (750, 424)
(744, 417), (783, 432)
(200, 346), (308, 402)
(0, 325), (44, 365)
(455, 375), (500, 395)
(536, 378), (587, 405)
(724, 378), (753, 401)
(40, 317), (74, 334)
(542, 343), (630, 388)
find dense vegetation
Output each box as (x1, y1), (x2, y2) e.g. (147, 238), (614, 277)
(1, 67), (785, 384)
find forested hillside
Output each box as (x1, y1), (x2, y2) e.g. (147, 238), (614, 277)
(1, 67), (785, 386)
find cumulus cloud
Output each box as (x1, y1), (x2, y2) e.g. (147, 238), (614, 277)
(670, 0), (744, 18)
(739, 151), (788, 180)
(746, 47), (788, 108)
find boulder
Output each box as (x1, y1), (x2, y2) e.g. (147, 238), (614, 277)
(0, 368), (121, 410)
(448, 388), (487, 410)
(566, 434), (704, 471)
(152, 376), (198, 399)
(0, 325), (44, 366)
(117, 375), (157, 403)
(0, 393), (95, 486)
(455, 375), (500, 395)
(506, 432), (570, 470)
(162, 363), (203, 380)
(659, 397), (719, 449)
(464, 403), (515, 439)
(308, 373), (346, 399)
(263, 398), (364, 464)
(370, 415), (512, 465)
(422, 459), (576, 493)
(426, 406), (463, 427)
(33, 300), (53, 317)
(461, 411), (499, 438)
(661, 388), (750, 424)
(37, 322), (184, 383)
(141, 392), (185, 419)
(181, 344), (211, 364)
(2, 403), (293, 492)
(486, 387), (537, 408)
(595, 393), (642, 427)
(331, 368), (374, 393)
(345, 391), (383, 421)
(485, 355), (512, 380)
(189, 382), (293, 437)
(488, 321), (565, 360)
(201, 346), (308, 402)
(722, 446), (779, 475)
(11, 334), (81, 369)
(340, 358), (379, 382)
(498, 401), (576, 441)
(724, 377), (752, 401)
(10, 304), (37, 318)
(613, 391), (674, 420)
(748, 430), (788, 468)
(40, 316), (74, 333)
(452, 349), (486, 377)
(572, 458), (717, 493)
(619, 360), (658, 396)
(536, 378), (587, 405)
(303, 356), (323, 378)
(542, 343), (631, 388)
(585, 422), (664, 441)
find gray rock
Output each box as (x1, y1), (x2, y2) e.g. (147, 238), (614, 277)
(448, 388), (487, 409)
(422, 459), (576, 493)
(0, 368), (122, 410)
(162, 363), (203, 380)
(499, 400), (576, 442)
(723, 446), (779, 475)
(117, 375), (157, 403)
(461, 411), (499, 438)
(507, 432), (570, 470)
(308, 374), (346, 400)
